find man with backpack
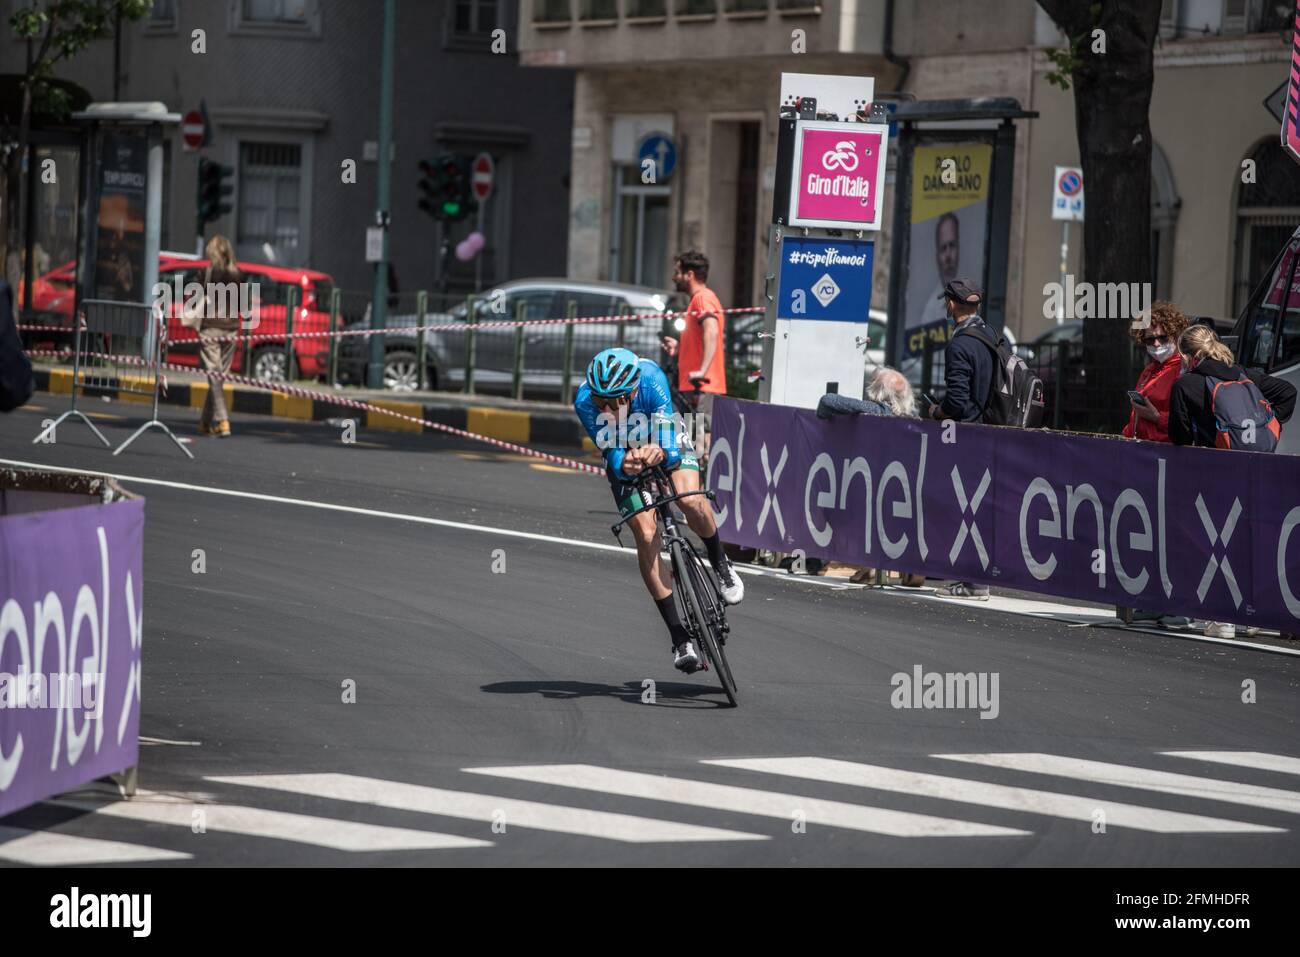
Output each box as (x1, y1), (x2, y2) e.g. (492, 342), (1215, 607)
(925, 278), (1043, 600)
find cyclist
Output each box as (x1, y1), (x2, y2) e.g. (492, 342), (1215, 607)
(576, 347), (744, 674)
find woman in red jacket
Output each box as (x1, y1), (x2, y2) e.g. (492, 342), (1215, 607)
(1122, 300), (1188, 443)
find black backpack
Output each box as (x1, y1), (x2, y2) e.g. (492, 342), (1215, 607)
(954, 322), (1045, 428)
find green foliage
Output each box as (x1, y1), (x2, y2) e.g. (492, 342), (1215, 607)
(8, 1), (153, 119)
(1042, 2), (1103, 91)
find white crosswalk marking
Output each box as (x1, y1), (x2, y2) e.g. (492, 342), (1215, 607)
(0, 826), (191, 865)
(464, 764), (1030, 837)
(703, 757), (1282, 834)
(1162, 751), (1300, 777)
(208, 773), (766, 843)
(938, 754), (1300, 815)
(47, 791), (490, 852)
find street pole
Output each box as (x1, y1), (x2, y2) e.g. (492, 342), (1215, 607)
(367, 0), (396, 389)
(1057, 220), (1068, 325)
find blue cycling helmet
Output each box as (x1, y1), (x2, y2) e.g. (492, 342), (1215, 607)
(586, 347), (642, 397)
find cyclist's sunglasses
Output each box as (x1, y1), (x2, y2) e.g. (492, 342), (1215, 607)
(594, 393), (633, 412)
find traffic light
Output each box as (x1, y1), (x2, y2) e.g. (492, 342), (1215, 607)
(417, 153), (476, 223)
(197, 157), (234, 230)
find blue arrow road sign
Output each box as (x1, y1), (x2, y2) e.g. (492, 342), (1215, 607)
(638, 134), (677, 182)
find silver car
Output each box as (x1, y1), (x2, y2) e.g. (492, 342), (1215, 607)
(342, 279), (685, 395)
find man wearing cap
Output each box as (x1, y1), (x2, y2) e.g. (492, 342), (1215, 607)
(929, 277), (993, 600)
(928, 278), (992, 424)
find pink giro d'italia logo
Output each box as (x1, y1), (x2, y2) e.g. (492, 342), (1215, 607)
(795, 127), (885, 227)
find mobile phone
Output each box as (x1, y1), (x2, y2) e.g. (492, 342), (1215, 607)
(921, 393), (938, 408)
(1126, 390), (1148, 404)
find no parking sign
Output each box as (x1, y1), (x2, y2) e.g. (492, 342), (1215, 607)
(1052, 166), (1084, 221)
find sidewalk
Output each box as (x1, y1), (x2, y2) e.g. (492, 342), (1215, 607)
(31, 363), (595, 450)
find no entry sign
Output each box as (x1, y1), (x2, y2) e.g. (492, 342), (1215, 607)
(181, 110), (206, 152)
(472, 152), (494, 202)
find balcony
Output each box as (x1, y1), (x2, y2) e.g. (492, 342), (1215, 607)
(521, 0), (884, 67)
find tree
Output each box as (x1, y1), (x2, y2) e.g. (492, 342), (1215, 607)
(3, 0), (152, 296)
(1037, 0), (1162, 432)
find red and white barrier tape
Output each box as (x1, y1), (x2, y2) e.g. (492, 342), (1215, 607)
(19, 304), (766, 346)
(27, 351), (606, 476)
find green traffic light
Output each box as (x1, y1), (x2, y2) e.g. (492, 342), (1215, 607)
(443, 201), (461, 216)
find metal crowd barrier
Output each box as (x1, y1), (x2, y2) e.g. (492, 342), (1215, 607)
(33, 298), (193, 459)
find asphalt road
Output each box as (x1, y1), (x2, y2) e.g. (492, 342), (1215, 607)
(1, 395), (1299, 867)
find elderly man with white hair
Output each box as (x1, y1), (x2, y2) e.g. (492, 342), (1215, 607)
(816, 366), (917, 420)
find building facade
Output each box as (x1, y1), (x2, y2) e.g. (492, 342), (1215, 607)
(521, 0), (1300, 343)
(7, 0), (575, 297)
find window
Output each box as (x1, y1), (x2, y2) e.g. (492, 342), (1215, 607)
(237, 142), (303, 259)
(726, 0), (767, 12)
(627, 0), (666, 16)
(453, 0), (499, 36)
(676, 0), (716, 13)
(149, 0), (177, 24)
(534, 0), (572, 21)
(243, 0), (307, 23)
(579, 0), (618, 19)
(1233, 140), (1300, 316)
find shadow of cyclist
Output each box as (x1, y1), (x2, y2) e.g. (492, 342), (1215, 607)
(481, 679), (731, 708)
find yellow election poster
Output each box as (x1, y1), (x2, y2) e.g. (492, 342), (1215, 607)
(904, 143), (992, 357)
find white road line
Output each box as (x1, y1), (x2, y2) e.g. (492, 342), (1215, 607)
(46, 792), (490, 852)
(1161, 751), (1300, 777)
(703, 757), (1281, 834)
(0, 456), (630, 554)
(938, 754), (1300, 815)
(464, 764), (1030, 838)
(0, 827), (191, 865)
(208, 773), (765, 844)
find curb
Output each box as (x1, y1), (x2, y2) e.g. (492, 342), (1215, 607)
(33, 367), (598, 451)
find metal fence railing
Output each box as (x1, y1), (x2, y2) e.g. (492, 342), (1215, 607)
(328, 289), (767, 403)
(33, 299), (192, 458)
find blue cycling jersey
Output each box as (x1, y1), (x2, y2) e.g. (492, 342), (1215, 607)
(575, 358), (684, 478)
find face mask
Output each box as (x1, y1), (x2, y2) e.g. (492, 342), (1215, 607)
(1147, 342), (1175, 361)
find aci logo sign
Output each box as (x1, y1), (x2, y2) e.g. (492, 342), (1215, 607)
(778, 237), (873, 323)
(790, 122), (889, 231)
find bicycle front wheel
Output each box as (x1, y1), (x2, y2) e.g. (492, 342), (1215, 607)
(671, 540), (738, 707)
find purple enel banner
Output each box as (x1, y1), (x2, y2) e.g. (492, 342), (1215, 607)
(709, 399), (1300, 632)
(0, 498), (144, 818)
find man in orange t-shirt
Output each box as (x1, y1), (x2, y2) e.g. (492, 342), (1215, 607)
(662, 250), (727, 456)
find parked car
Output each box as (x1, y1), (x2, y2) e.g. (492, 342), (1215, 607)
(18, 252), (335, 382)
(338, 279), (687, 395)
(1230, 222), (1300, 453)
(157, 253), (335, 381)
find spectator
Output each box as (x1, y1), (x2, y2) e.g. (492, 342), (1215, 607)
(927, 277), (996, 600)
(0, 280), (35, 412)
(1168, 324), (1295, 449)
(1123, 301), (1188, 443)
(197, 235), (243, 437)
(818, 367), (916, 419)
(816, 368), (925, 587)
(661, 250), (727, 457)
(1168, 323), (1296, 639)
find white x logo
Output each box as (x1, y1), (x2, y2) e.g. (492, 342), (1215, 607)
(1195, 494), (1243, 608)
(756, 443), (789, 539)
(949, 466), (992, 569)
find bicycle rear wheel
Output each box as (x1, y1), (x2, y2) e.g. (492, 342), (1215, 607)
(671, 540), (738, 706)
